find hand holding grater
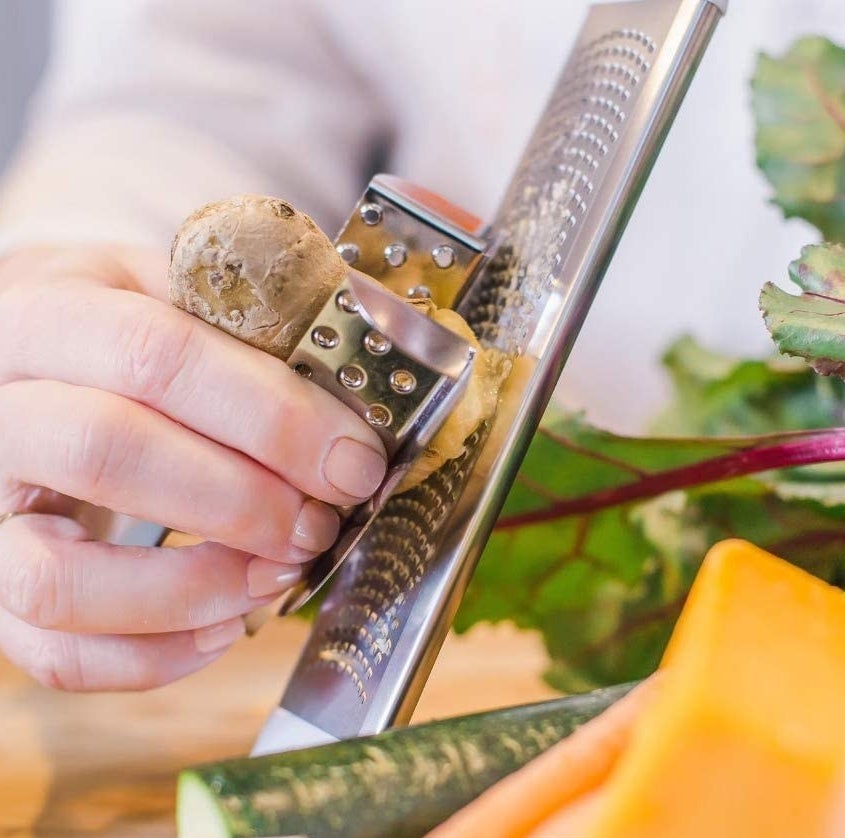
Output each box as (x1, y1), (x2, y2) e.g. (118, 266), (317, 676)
(125, 206), (482, 610)
(252, 0), (728, 755)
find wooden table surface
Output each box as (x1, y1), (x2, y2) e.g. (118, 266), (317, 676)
(1, 618), (556, 837)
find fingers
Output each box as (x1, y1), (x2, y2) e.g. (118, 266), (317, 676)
(0, 514), (301, 634)
(0, 380), (340, 562)
(0, 244), (167, 296)
(0, 246), (360, 693)
(0, 605), (245, 692)
(0, 279), (387, 506)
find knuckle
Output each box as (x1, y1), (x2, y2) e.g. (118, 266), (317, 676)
(119, 309), (195, 405)
(223, 495), (261, 537)
(67, 399), (140, 498)
(5, 549), (68, 631)
(27, 638), (163, 693)
(28, 637), (87, 692)
(222, 473), (292, 544)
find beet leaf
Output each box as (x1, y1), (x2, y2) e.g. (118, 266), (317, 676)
(752, 36), (845, 242)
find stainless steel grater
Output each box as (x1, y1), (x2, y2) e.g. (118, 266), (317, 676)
(268, 176), (491, 614)
(277, 269), (477, 613)
(333, 174), (489, 311)
(270, 178), (493, 619)
(253, 0), (728, 755)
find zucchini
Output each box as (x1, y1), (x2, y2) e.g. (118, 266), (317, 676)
(177, 683), (632, 838)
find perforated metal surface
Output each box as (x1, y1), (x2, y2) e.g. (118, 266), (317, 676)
(285, 274), (467, 458)
(276, 266), (476, 615)
(265, 0), (725, 748)
(463, 25), (658, 352)
(282, 428), (484, 729)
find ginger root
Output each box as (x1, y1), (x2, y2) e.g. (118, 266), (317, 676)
(169, 194), (347, 360)
(399, 307), (504, 489)
(169, 193), (503, 490)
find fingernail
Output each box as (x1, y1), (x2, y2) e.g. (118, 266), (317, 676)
(194, 617), (245, 654)
(324, 437), (387, 499)
(291, 500), (339, 552)
(247, 558), (302, 598)
(286, 545), (317, 564)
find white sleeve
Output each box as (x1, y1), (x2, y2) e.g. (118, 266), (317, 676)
(0, 0), (393, 252)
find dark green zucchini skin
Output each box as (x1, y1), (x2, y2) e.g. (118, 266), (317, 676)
(180, 683), (633, 838)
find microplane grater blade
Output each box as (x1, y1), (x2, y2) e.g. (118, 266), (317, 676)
(462, 29), (658, 348)
(257, 0), (726, 751)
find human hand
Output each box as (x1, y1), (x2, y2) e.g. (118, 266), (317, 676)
(0, 245), (387, 691)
